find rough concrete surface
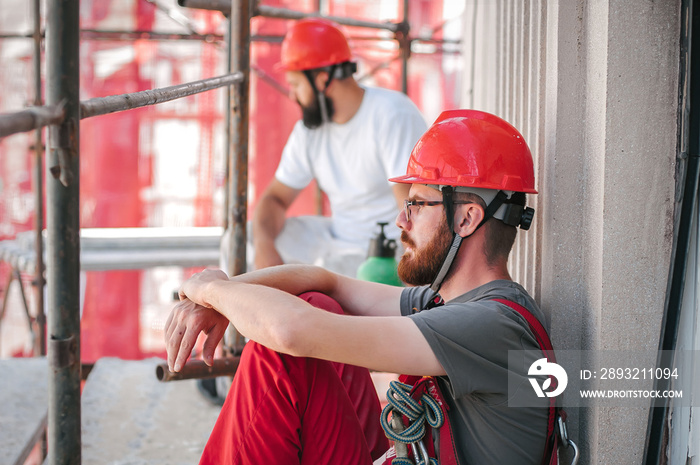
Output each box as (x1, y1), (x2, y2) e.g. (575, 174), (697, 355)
(82, 358), (220, 465)
(0, 357), (48, 465)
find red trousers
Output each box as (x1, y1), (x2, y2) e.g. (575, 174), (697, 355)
(199, 292), (389, 465)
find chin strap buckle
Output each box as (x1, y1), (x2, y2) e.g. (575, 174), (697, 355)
(501, 204), (535, 230)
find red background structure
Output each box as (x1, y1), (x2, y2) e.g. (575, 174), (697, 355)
(0, 0), (459, 362)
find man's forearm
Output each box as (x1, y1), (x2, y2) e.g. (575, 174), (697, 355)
(231, 264), (336, 297)
(252, 197), (286, 248)
(231, 264), (403, 318)
(252, 195), (290, 268)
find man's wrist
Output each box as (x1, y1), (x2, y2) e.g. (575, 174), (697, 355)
(204, 278), (230, 311)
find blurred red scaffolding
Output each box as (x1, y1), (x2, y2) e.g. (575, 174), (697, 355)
(0, 0), (460, 362)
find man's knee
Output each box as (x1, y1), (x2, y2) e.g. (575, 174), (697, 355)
(298, 291), (344, 315)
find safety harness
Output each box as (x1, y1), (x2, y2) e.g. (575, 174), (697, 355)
(379, 298), (579, 465)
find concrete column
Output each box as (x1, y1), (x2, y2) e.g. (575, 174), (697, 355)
(462, 0), (681, 462)
(540, 1), (679, 463)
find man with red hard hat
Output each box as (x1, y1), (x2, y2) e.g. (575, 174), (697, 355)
(251, 18), (427, 275)
(166, 110), (560, 465)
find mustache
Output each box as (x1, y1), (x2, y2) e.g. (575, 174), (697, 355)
(401, 231), (415, 249)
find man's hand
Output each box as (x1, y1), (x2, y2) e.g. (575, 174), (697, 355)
(164, 298), (229, 373)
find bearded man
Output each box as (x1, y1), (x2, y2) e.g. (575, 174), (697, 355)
(251, 18), (427, 276)
(165, 110), (556, 465)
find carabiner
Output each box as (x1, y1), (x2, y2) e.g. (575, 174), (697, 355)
(409, 440), (431, 465)
(557, 415), (580, 465)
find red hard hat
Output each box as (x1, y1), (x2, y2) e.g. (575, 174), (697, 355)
(390, 110), (537, 194)
(279, 18), (353, 71)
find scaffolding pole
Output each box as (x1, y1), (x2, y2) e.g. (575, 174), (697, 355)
(222, 0), (250, 353)
(80, 73), (243, 118)
(222, 15), (233, 231)
(32, 0), (46, 361)
(400, 0), (409, 94)
(80, 29), (223, 42)
(178, 0), (401, 32)
(255, 4), (400, 32)
(46, 0), (81, 464)
(177, 0), (231, 14)
(0, 105), (65, 139)
(0, 74), (243, 140)
(226, 0), (249, 278)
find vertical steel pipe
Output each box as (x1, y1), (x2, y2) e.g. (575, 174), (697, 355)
(222, 14), (233, 231)
(400, 0), (409, 94)
(32, 0), (46, 358)
(226, 0), (249, 277)
(46, 0), (81, 463)
(223, 0), (250, 352)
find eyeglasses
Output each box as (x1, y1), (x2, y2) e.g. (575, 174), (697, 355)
(403, 199), (474, 221)
(403, 199), (442, 221)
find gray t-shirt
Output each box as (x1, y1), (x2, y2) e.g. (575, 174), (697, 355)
(400, 280), (550, 465)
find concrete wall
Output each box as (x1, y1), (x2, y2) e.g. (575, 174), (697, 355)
(461, 1), (680, 463)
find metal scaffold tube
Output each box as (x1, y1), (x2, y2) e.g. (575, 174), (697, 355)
(80, 72), (243, 119)
(222, 0), (250, 352)
(400, 0), (409, 94)
(178, 0), (400, 32)
(32, 0), (46, 360)
(46, 0), (81, 463)
(227, 0), (249, 278)
(155, 357), (240, 382)
(80, 29), (223, 42)
(0, 74), (243, 141)
(255, 4), (400, 32)
(0, 105), (65, 139)
(177, 0), (231, 13)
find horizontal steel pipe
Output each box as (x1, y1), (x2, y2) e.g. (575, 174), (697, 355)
(256, 5), (400, 32)
(80, 72), (243, 119)
(0, 105), (65, 138)
(177, 0), (400, 32)
(155, 357), (240, 382)
(0, 32), (34, 39)
(177, 0), (231, 13)
(81, 29), (224, 43)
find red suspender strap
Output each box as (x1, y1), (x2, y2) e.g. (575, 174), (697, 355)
(386, 299), (560, 465)
(492, 299), (559, 465)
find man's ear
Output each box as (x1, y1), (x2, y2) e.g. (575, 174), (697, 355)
(314, 71), (330, 92)
(455, 203), (485, 238)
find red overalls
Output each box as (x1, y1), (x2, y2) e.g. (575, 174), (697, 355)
(198, 291), (388, 465)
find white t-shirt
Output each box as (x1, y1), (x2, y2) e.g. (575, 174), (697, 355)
(274, 86), (427, 247)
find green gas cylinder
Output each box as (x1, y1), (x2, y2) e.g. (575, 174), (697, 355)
(356, 222), (404, 286)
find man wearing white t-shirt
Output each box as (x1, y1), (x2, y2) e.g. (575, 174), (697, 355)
(252, 18), (427, 275)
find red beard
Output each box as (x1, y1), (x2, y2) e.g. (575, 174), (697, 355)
(397, 223), (453, 286)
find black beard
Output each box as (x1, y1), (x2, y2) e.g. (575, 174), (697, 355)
(300, 93), (334, 129)
(397, 223), (453, 286)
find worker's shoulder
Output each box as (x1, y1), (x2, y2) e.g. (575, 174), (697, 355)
(362, 85), (422, 115)
(446, 280), (544, 327)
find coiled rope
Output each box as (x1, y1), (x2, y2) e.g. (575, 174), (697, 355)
(380, 380), (444, 465)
